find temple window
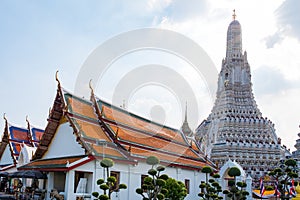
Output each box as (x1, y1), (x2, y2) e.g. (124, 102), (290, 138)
(185, 179), (190, 194)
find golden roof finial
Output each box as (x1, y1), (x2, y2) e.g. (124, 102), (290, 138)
(232, 9), (236, 20)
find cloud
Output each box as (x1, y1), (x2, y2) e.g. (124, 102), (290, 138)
(265, 0), (300, 47)
(253, 66), (300, 151)
(256, 88), (300, 151)
(165, 0), (208, 21)
(150, 0), (209, 24)
(264, 30), (284, 48)
(276, 0), (300, 38)
(253, 66), (300, 95)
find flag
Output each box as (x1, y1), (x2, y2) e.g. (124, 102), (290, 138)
(274, 179), (280, 197)
(260, 178), (265, 197)
(290, 179), (296, 197)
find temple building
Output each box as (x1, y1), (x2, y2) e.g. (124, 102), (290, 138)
(0, 116), (44, 171)
(292, 127), (300, 159)
(17, 75), (215, 200)
(195, 11), (281, 179)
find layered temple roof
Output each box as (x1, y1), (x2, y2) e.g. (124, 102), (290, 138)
(0, 117), (44, 170)
(27, 77), (214, 171)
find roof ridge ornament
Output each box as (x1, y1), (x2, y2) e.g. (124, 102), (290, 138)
(232, 9), (236, 20)
(89, 79), (94, 95)
(3, 113), (7, 122)
(26, 115), (29, 124)
(55, 70), (61, 87)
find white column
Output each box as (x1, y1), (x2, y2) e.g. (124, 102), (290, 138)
(246, 175), (252, 200)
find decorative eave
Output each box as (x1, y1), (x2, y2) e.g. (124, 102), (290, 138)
(65, 113), (97, 156)
(0, 115), (18, 165)
(18, 155), (95, 172)
(0, 114), (10, 160)
(89, 81), (131, 154)
(0, 163), (16, 172)
(89, 85), (119, 143)
(32, 71), (66, 160)
(61, 80), (109, 157)
(26, 116), (35, 147)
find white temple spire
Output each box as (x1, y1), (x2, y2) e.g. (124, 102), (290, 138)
(226, 9), (242, 58)
(196, 12), (280, 180)
(184, 101), (188, 122)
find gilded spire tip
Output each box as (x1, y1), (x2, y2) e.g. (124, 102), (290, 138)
(232, 9), (236, 20)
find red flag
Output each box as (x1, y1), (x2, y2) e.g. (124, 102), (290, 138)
(290, 179), (296, 197)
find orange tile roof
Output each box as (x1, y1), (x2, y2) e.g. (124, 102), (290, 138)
(188, 139), (201, 153)
(129, 146), (206, 169)
(88, 144), (127, 159)
(30, 156), (81, 166)
(100, 103), (186, 144)
(108, 124), (199, 159)
(69, 117), (111, 141)
(66, 95), (98, 120)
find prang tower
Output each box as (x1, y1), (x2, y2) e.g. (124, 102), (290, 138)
(195, 11), (281, 179)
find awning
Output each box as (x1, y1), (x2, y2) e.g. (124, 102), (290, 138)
(18, 155), (94, 171)
(9, 170), (47, 179)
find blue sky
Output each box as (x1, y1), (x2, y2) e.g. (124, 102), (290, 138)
(1, 0), (300, 151)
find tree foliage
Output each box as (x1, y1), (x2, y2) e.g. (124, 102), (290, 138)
(136, 156), (187, 200)
(92, 158), (127, 200)
(163, 178), (187, 200)
(198, 166), (223, 200)
(269, 158), (298, 200)
(222, 167), (248, 200)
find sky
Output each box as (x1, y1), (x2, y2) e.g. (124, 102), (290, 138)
(0, 0), (300, 151)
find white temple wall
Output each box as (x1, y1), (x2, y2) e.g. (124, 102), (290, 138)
(50, 160), (207, 200)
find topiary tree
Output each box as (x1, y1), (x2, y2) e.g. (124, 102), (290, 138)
(163, 178), (187, 200)
(198, 166), (223, 200)
(136, 156), (171, 200)
(269, 158), (298, 200)
(222, 167), (249, 200)
(92, 158), (127, 200)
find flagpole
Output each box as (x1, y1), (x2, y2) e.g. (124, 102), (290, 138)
(275, 179), (278, 200)
(260, 177), (265, 200)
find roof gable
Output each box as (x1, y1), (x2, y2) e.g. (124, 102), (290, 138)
(33, 85), (65, 160)
(43, 122), (85, 159)
(33, 85), (132, 163)
(0, 145), (14, 167)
